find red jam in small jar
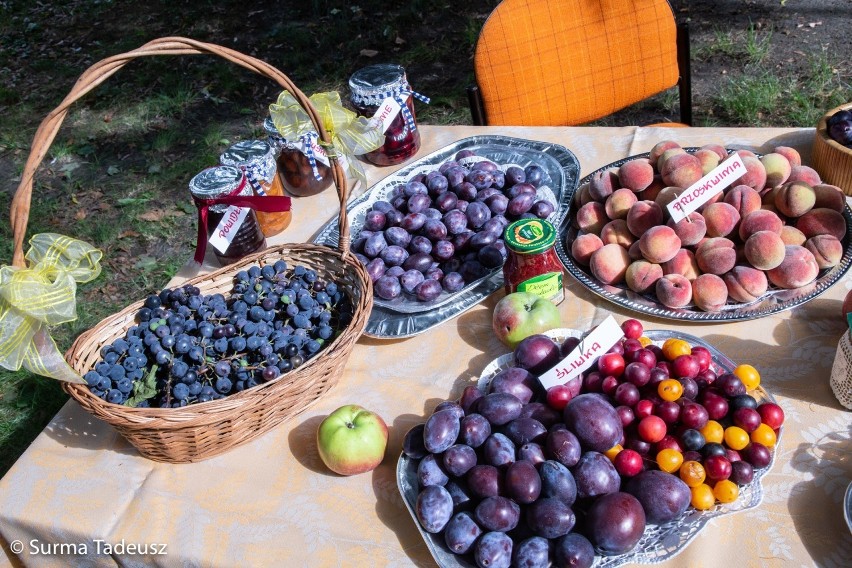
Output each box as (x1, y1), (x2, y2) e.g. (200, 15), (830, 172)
(220, 139), (291, 237)
(349, 63), (422, 166)
(189, 165), (266, 266)
(263, 117), (332, 197)
(503, 218), (565, 304)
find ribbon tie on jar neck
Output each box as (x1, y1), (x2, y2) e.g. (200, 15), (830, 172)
(387, 83), (430, 134)
(269, 91), (384, 184)
(0, 233), (103, 383)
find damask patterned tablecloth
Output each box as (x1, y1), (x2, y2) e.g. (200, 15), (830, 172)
(1, 126), (850, 568)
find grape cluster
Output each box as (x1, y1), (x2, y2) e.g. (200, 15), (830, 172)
(83, 260), (352, 408)
(355, 149), (555, 303)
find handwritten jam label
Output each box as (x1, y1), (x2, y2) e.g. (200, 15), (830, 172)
(296, 138), (331, 167)
(518, 272), (564, 303)
(208, 205), (249, 254)
(537, 315), (625, 390)
(667, 153), (747, 223)
(372, 97), (403, 134)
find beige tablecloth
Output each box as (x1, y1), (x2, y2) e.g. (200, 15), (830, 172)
(1, 126), (850, 567)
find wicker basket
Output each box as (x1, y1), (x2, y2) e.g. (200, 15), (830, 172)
(8, 37), (373, 463)
(812, 102), (852, 196)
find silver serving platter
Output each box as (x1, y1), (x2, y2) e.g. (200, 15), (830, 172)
(313, 135), (580, 338)
(845, 481), (852, 534)
(398, 329), (780, 567)
(556, 149), (852, 322)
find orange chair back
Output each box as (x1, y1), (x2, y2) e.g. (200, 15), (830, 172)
(474, 0), (681, 126)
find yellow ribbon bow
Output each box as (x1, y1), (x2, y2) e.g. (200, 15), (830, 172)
(0, 234), (102, 383)
(269, 91), (384, 184)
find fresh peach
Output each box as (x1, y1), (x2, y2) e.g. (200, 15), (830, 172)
(766, 245), (820, 289)
(589, 169), (620, 201)
(600, 219), (636, 247)
(570, 233), (604, 266)
(656, 274), (693, 308)
(655, 186), (684, 212)
(813, 184), (846, 212)
(661, 153), (703, 189)
(723, 266), (769, 303)
(723, 185), (762, 219)
(774, 181), (816, 218)
(639, 175), (666, 202)
(779, 225), (807, 246)
(739, 209), (784, 240)
(702, 202), (741, 238)
(796, 208), (847, 240)
(605, 188), (639, 220)
(575, 183), (594, 207)
(692, 273), (729, 311)
(734, 156), (767, 191)
(694, 148), (720, 175)
(625, 260), (664, 294)
(744, 231), (786, 270)
(589, 243), (631, 285)
(667, 212), (707, 246)
(699, 143), (728, 161)
(804, 234), (844, 268)
(628, 240), (643, 261)
(576, 201), (608, 234)
(695, 237), (737, 275)
(787, 165), (821, 186)
(773, 146), (801, 168)
(662, 248), (701, 280)
(619, 158), (655, 192)
(736, 150), (758, 160)
(650, 141), (683, 168)
(638, 225), (682, 264)
(626, 200), (664, 237)
(760, 153), (792, 187)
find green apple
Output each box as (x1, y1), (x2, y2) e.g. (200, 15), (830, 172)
(492, 291), (562, 348)
(316, 404), (388, 476)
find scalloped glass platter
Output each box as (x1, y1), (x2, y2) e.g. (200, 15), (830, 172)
(313, 135), (580, 338)
(556, 149), (852, 322)
(397, 329), (781, 568)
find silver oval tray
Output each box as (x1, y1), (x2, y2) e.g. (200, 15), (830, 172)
(397, 329), (781, 567)
(556, 149), (852, 322)
(313, 135), (580, 338)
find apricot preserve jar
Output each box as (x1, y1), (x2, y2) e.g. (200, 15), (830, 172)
(503, 218), (565, 304)
(263, 117), (332, 197)
(189, 165), (266, 266)
(219, 139), (291, 237)
(349, 63), (425, 166)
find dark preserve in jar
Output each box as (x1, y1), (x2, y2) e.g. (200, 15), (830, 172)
(189, 165), (266, 266)
(263, 117), (332, 197)
(503, 218), (565, 304)
(349, 63), (421, 166)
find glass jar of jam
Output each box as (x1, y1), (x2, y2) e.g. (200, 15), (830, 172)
(349, 63), (422, 166)
(503, 218), (565, 304)
(263, 117), (333, 197)
(219, 139), (291, 237)
(189, 165), (266, 266)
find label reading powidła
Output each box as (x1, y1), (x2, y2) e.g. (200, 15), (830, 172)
(372, 97), (403, 135)
(518, 272), (564, 304)
(667, 152), (747, 223)
(537, 315), (625, 390)
(208, 205), (249, 254)
(296, 137), (331, 167)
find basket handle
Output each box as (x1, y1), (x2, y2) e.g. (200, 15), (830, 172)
(9, 36), (352, 268)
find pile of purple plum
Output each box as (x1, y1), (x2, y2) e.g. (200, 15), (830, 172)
(353, 150), (555, 302)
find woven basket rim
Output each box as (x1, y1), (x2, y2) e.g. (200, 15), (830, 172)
(815, 101), (852, 156)
(63, 242), (370, 423)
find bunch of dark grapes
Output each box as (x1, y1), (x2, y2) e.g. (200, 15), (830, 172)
(83, 260), (352, 408)
(354, 150), (554, 303)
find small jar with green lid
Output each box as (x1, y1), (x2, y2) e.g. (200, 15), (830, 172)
(503, 217), (565, 304)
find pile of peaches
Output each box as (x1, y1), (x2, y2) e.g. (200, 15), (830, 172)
(568, 141), (848, 312)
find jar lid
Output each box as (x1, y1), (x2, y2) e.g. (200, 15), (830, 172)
(349, 63), (409, 105)
(504, 218), (557, 254)
(219, 139), (274, 166)
(188, 165), (246, 199)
